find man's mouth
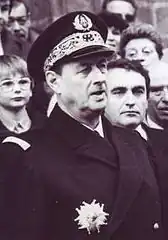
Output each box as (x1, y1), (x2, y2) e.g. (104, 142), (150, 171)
(91, 90), (106, 96)
(121, 111), (139, 115)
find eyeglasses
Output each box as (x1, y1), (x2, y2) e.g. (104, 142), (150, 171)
(8, 16), (28, 26)
(0, 77), (31, 92)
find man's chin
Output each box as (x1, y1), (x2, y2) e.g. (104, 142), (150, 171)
(121, 119), (140, 129)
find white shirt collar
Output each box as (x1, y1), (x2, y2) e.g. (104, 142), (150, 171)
(82, 117), (104, 138)
(0, 109), (31, 133)
(145, 115), (163, 130)
(47, 94), (57, 117)
(135, 124), (148, 141)
(0, 36), (4, 56)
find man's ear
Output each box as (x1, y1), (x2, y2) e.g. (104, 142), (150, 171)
(45, 70), (61, 94)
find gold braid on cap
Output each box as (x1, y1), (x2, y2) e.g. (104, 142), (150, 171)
(43, 30), (104, 71)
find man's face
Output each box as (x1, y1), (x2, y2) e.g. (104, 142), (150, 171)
(105, 68), (147, 129)
(50, 55), (108, 116)
(125, 38), (160, 69)
(0, 72), (32, 110)
(106, 0), (135, 23)
(148, 67), (168, 127)
(8, 2), (30, 40)
(0, 0), (10, 33)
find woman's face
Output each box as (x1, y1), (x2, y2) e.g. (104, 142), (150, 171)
(124, 38), (160, 69)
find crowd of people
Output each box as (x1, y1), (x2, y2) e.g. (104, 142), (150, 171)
(1, 0), (168, 239)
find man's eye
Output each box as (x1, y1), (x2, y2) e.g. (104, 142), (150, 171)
(111, 28), (120, 35)
(98, 63), (107, 72)
(143, 50), (151, 55)
(111, 89), (125, 95)
(1, 5), (10, 11)
(152, 90), (162, 96)
(8, 18), (14, 24)
(18, 17), (27, 25)
(133, 89), (145, 95)
(78, 66), (91, 74)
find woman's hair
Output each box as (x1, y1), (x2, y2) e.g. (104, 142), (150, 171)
(0, 54), (34, 89)
(120, 23), (163, 59)
(0, 54), (29, 77)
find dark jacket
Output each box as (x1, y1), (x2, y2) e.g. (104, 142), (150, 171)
(2, 29), (25, 58)
(142, 124), (168, 239)
(0, 110), (46, 143)
(0, 106), (165, 240)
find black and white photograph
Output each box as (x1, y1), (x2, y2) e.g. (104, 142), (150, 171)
(0, 0), (168, 239)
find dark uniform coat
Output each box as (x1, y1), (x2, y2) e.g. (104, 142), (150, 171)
(0, 105), (165, 240)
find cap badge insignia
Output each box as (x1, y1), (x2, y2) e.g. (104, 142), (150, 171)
(73, 14), (93, 31)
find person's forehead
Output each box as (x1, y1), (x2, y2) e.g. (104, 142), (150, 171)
(150, 74), (168, 86)
(0, 72), (25, 81)
(106, 0), (135, 15)
(149, 63), (168, 86)
(125, 38), (156, 50)
(107, 68), (146, 87)
(10, 2), (27, 17)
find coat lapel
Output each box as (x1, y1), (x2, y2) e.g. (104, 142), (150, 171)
(105, 125), (146, 235)
(48, 109), (146, 235)
(47, 106), (118, 169)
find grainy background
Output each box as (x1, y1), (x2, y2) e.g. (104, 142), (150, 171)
(25, 0), (168, 47)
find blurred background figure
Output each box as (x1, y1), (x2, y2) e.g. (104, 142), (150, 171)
(98, 11), (128, 53)
(0, 55), (45, 141)
(162, 48), (168, 64)
(0, 0), (24, 56)
(147, 61), (168, 130)
(7, 0), (39, 59)
(119, 23), (163, 70)
(101, 0), (137, 25)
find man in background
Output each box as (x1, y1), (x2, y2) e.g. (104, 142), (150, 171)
(0, 0), (23, 55)
(147, 61), (168, 130)
(7, 0), (39, 59)
(105, 58), (168, 238)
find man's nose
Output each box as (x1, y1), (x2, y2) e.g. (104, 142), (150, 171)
(125, 92), (135, 106)
(13, 21), (20, 31)
(107, 29), (115, 42)
(92, 66), (106, 84)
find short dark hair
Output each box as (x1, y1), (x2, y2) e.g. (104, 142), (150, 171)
(120, 23), (163, 59)
(10, 0), (30, 16)
(102, 0), (137, 20)
(98, 11), (128, 30)
(107, 58), (150, 98)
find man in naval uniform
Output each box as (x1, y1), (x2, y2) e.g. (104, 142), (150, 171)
(0, 11), (165, 240)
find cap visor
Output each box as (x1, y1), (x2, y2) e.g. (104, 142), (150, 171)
(70, 45), (114, 59)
